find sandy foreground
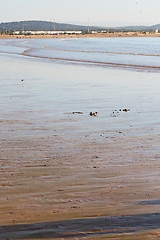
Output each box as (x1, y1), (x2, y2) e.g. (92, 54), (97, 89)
(0, 44), (160, 239)
(0, 122), (160, 239)
(1, 32), (160, 39)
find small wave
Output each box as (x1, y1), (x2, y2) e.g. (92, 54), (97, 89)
(1, 39), (160, 72)
(42, 47), (160, 57)
(21, 49), (160, 72)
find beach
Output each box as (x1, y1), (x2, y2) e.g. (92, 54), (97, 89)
(1, 31), (160, 39)
(0, 38), (160, 239)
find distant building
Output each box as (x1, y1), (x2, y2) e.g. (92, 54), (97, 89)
(13, 30), (82, 35)
(155, 29), (159, 33)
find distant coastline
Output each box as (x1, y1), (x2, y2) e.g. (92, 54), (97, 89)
(1, 32), (160, 39)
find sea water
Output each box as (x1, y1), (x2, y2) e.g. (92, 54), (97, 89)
(1, 37), (160, 69)
(0, 37), (160, 138)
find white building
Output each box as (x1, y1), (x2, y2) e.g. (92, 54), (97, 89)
(13, 30), (82, 35)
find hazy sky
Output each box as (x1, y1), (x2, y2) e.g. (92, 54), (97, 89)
(0, 0), (160, 27)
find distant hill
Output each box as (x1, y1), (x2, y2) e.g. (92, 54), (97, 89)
(0, 20), (160, 33)
(149, 24), (160, 30)
(115, 24), (160, 31)
(0, 20), (104, 32)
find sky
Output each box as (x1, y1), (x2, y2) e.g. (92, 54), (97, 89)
(0, 0), (160, 27)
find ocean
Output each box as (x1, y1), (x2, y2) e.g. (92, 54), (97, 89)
(1, 37), (160, 70)
(0, 37), (160, 134)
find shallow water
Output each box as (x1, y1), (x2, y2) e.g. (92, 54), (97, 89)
(1, 37), (160, 70)
(0, 49), (160, 139)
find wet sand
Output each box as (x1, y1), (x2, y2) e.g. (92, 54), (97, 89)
(0, 51), (160, 239)
(1, 129), (160, 239)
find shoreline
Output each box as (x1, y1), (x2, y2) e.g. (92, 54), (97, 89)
(1, 32), (160, 39)
(0, 38), (160, 239)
